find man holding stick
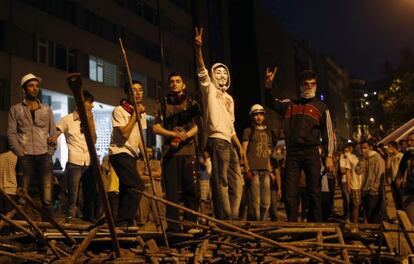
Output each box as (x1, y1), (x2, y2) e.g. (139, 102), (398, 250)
(108, 81), (146, 227)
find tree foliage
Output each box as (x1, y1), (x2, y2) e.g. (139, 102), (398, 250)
(379, 48), (414, 129)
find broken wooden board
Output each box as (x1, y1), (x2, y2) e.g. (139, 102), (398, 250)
(383, 221), (412, 256)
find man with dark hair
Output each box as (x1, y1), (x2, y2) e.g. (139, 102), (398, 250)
(109, 80), (146, 227)
(264, 68), (335, 222)
(357, 140), (385, 223)
(386, 140), (403, 210)
(50, 90), (97, 221)
(8, 73), (56, 216)
(396, 132), (414, 224)
(400, 139), (408, 153)
(153, 72), (201, 232)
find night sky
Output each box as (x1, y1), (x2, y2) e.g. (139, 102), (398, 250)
(263, 0), (414, 81)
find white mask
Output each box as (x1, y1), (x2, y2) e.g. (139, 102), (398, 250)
(211, 63), (231, 91)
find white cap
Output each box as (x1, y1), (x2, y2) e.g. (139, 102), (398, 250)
(20, 73), (42, 88)
(249, 104), (265, 115)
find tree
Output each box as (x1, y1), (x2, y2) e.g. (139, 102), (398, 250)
(379, 48), (414, 130)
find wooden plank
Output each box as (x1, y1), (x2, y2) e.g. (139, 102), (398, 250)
(383, 221), (412, 256)
(384, 184), (397, 220)
(69, 227), (100, 263)
(194, 239), (209, 264)
(336, 226), (351, 264)
(397, 210), (414, 251)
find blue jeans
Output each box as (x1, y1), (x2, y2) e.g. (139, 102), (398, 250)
(17, 154), (53, 216)
(206, 138), (243, 220)
(65, 162), (96, 219)
(247, 170), (271, 221)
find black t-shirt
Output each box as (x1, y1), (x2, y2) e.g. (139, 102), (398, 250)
(155, 96), (200, 156)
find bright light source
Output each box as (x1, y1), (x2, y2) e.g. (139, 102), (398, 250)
(373, 92), (377, 95)
(347, 139), (352, 143)
(370, 117), (375, 122)
(366, 101), (369, 105)
(364, 93), (368, 97)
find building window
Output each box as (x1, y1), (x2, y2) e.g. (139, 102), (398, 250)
(146, 77), (157, 99)
(0, 79), (10, 111)
(89, 55), (117, 87)
(37, 36), (48, 64)
(55, 44), (67, 70)
(0, 21), (4, 51)
(68, 49), (78, 72)
(89, 55), (103, 83)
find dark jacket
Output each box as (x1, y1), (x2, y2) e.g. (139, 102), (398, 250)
(398, 148), (414, 191)
(265, 89), (334, 156)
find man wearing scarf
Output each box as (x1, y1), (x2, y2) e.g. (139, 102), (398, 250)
(264, 68), (335, 222)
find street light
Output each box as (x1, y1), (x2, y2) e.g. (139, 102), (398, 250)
(370, 117), (375, 123)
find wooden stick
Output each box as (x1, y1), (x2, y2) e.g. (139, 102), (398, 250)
(336, 226), (351, 264)
(69, 227), (100, 264)
(118, 38), (169, 249)
(0, 187), (61, 258)
(66, 73), (120, 258)
(0, 250), (43, 263)
(0, 213), (35, 239)
(139, 191), (345, 264)
(0, 209), (16, 229)
(17, 189), (78, 246)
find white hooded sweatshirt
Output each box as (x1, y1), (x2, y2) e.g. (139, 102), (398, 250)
(197, 63), (236, 143)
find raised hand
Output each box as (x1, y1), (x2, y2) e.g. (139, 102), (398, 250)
(194, 27), (203, 48)
(264, 66), (278, 89)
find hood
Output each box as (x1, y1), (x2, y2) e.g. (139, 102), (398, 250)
(211, 63), (231, 91)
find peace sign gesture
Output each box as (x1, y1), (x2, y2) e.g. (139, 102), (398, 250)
(194, 27), (203, 48)
(264, 66), (278, 89)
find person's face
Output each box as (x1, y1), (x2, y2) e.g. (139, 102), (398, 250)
(146, 148), (153, 159)
(408, 135), (414, 148)
(300, 78), (317, 93)
(386, 145), (395, 155)
(169, 75), (185, 95)
(252, 112), (265, 125)
(361, 142), (370, 158)
(213, 66), (228, 87)
(24, 80), (40, 99)
(131, 83), (144, 103)
(84, 100), (94, 112)
(343, 146), (351, 155)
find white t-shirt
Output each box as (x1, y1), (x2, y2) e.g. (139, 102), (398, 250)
(57, 112), (92, 166)
(197, 66), (236, 143)
(341, 153), (361, 190)
(109, 106), (146, 158)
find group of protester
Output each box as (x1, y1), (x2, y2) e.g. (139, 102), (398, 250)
(1, 27), (414, 234)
